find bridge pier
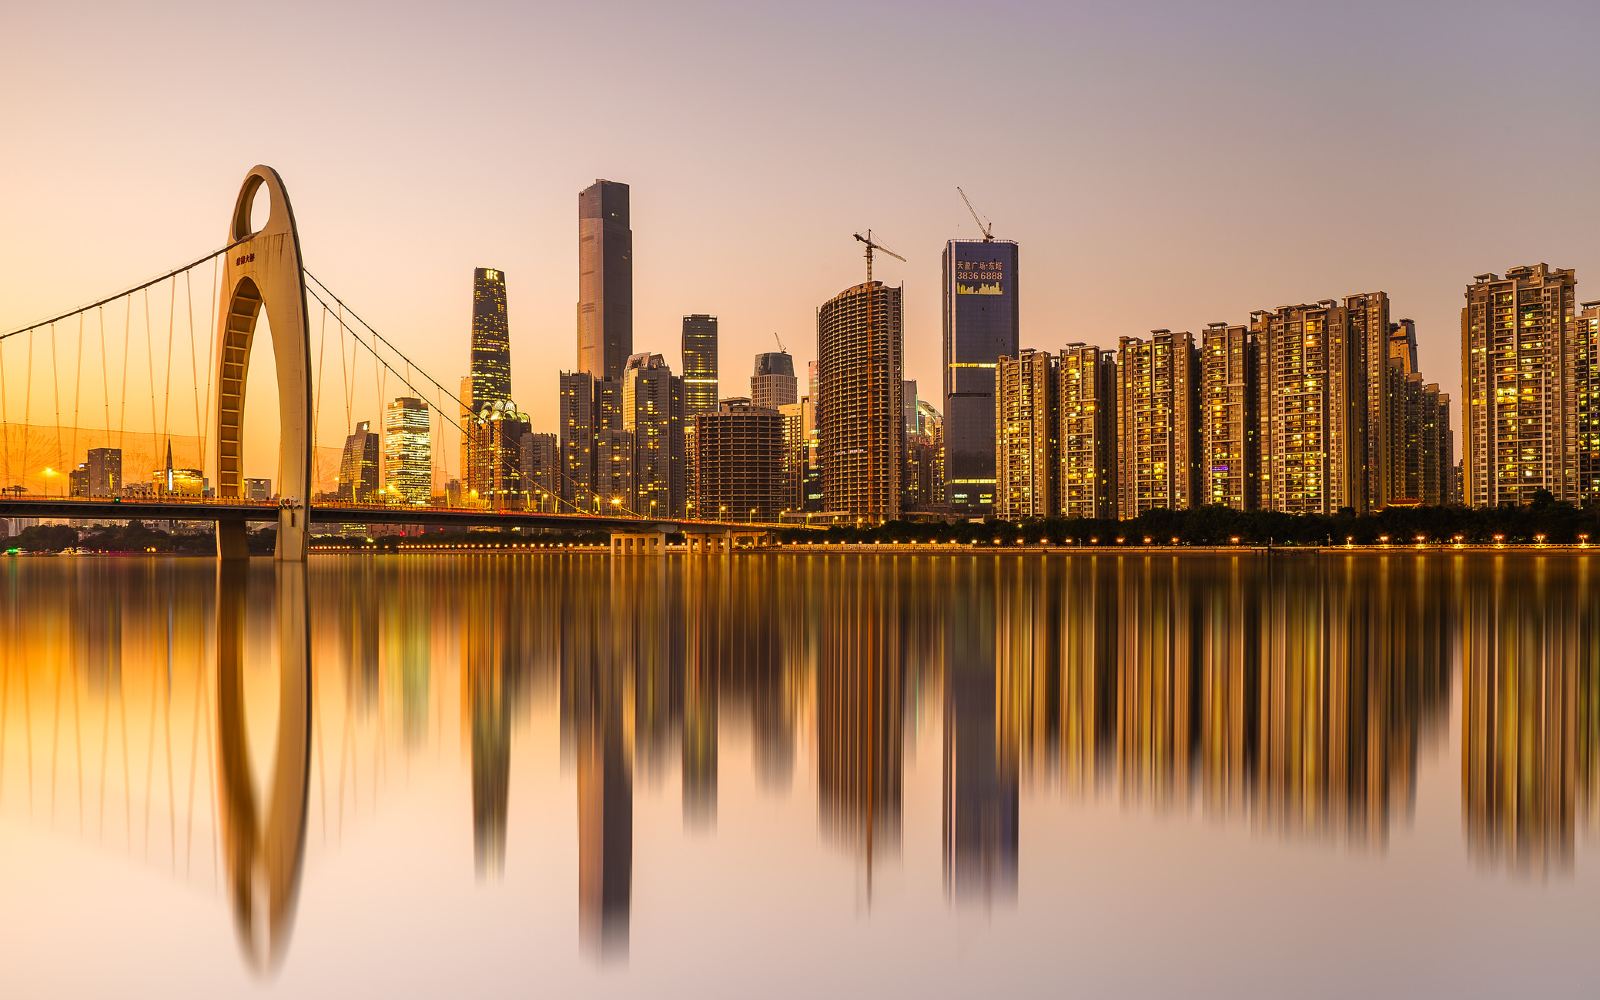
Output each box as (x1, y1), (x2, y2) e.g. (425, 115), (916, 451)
(681, 528), (771, 555)
(609, 530), (668, 556)
(216, 520), (250, 560)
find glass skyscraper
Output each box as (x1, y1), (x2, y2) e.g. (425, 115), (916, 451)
(470, 267), (512, 410)
(579, 180), (633, 385)
(384, 396), (432, 504)
(681, 314), (719, 415)
(942, 239), (1019, 513)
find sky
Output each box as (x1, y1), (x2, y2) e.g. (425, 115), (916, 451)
(4, 0), (1600, 480)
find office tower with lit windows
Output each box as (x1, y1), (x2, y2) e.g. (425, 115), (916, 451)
(996, 349), (1057, 519)
(622, 353), (686, 517)
(905, 399), (944, 511)
(1057, 344), (1116, 519)
(943, 239), (1019, 513)
(559, 371), (600, 509)
(695, 399), (785, 522)
(469, 267), (512, 410)
(465, 400), (531, 507)
(1462, 265), (1580, 506)
(681, 314), (719, 415)
(578, 180), (633, 388)
(383, 396), (432, 504)
(243, 477), (272, 501)
(779, 401), (805, 513)
(818, 281), (904, 520)
(1252, 302), (1362, 514)
(1199, 323), (1257, 510)
(519, 432), (560, 511)
(1577, 301), (1600, 502)
(751, 350), (797, 411)
(339, 421), (381, 501)
(1116, 330), (1199, 518)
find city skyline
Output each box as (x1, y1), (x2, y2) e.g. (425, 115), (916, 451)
(11, 3), (1600, 466)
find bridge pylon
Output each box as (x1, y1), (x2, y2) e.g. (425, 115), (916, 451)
(213, 166), (313, 561)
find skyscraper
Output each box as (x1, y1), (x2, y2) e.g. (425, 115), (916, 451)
(904, 399), (944, 512)
(1253, 302), (1361, 514)
(83, 447), (122, 499)
(520, 432), (560, 511)
(695, 399), (785, 522)
(465, 400), (531, 508)
(622, 353), (685, 517)
(560, 371), (600, 510)
(750, 350), (797, 411)
(1057, 344), (1116, 519)
(1462, 265), (1580, 506)
(469, 267), (512, 410)
(1117, 330), (1199, 518)
(1199, 323), (1257, 510)
(383, 396), (431, 505)
(818, 281), (904, 520)
(1576, 301), (1600, 502)
(778, 401), (805, 514)
(578, 180), (633, 386)
(339, 421), (380, 501)
(681, 315), (719, 416)
(1348, 291), (1391, 511)
(942, 239), (1019, 514)
(996, 349), (1057, 519)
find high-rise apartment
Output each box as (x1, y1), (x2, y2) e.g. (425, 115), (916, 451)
(1057, 344), (1116, 519)
(520, 432), (560, 511)
(1577, 301), (1600, 502)
(905, 399), (944, 512)
(1116, 330), (1199, 518)
(622, 353), (686, 517)
(1252, 302), (1361, 514)
(1348, 291), (1390, 511)
(559, 371), (600, 510)
(751, 350), (797, 411)
(383, 396), (431, 504)
(83, 447), (122, 499)
(469, 267), (512, 410)
(578, 180), (633, 387)
(778, 401), (805, 514)
(996, 349), (1057, 519)
(339, 421), (380, 501)
(696, 399), (785, 522)
(942, 239), (1019, 513)
(1462, 265), (1580, 506)
(1199, 323), (1257, 510)
(817, 281), (904, 520)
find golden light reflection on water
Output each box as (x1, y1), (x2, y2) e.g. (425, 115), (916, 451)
(1, 553), (1598, 986)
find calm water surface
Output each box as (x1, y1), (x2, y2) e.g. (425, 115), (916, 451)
(1, 553), (1597, 998)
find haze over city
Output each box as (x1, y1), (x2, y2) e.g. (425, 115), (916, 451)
(8, 0), (1600, 457)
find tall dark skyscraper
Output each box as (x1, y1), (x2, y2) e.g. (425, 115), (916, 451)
(578, 180), (633, 386)
(681, 315), (719, 416)
(470, 267), (511, 410)
(750, 350), (797, 411)
(942, 239), (1019, 513)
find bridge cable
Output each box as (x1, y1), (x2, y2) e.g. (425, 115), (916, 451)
(201, 257), (218, 484)
(97, 306), (111, 464)
(68, 313), (84, 483)
(184, 271), (201, 479)
(22, 328), (33, 491)
(118, 294), (131, 460)
(312, 304), (328, 493)
(143, 289), (157, 480)
(49, 321), (63, 478)
(160, 277), (177, 470)
(0, 239), (249, 344)
(0, 335), (9, 488)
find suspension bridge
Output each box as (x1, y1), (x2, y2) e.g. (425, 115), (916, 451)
(0, 166), (796, 560)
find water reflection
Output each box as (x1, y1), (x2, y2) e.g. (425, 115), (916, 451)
(2, 553), (1600, 982)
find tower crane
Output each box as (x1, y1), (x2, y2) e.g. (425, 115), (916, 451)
(957, 186), (995, 242)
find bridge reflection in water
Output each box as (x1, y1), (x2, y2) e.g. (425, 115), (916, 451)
(1, 553), (1599, 978)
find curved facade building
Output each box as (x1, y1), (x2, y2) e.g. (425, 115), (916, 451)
(817, 281), (904, 520)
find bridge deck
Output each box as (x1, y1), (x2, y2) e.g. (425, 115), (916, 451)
(0, 497), (798, 533)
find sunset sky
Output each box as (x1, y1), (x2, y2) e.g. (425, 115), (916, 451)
(5, 0), (1600, 480)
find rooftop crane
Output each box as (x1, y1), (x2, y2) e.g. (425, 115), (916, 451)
(773, 331), (786, 353)
(957, 186), (995, 242)
(848, 230), (907, 520)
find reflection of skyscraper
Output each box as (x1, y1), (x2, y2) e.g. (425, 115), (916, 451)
(944, 560), (1018, 904)
(1461, 560), (1592, 876)
(943, 239), (1019, 514)
(578, 180), (633, 388)
(817, 561), (904, 879)
(470, 267), (512, 409)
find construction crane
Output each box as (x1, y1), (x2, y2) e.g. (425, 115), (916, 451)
(849, 230), (906, 519)
(957, 186), (995, 242)
(773, 331), (786, 353)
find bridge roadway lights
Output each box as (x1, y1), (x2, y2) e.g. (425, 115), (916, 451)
(213, 166), (313, 562)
